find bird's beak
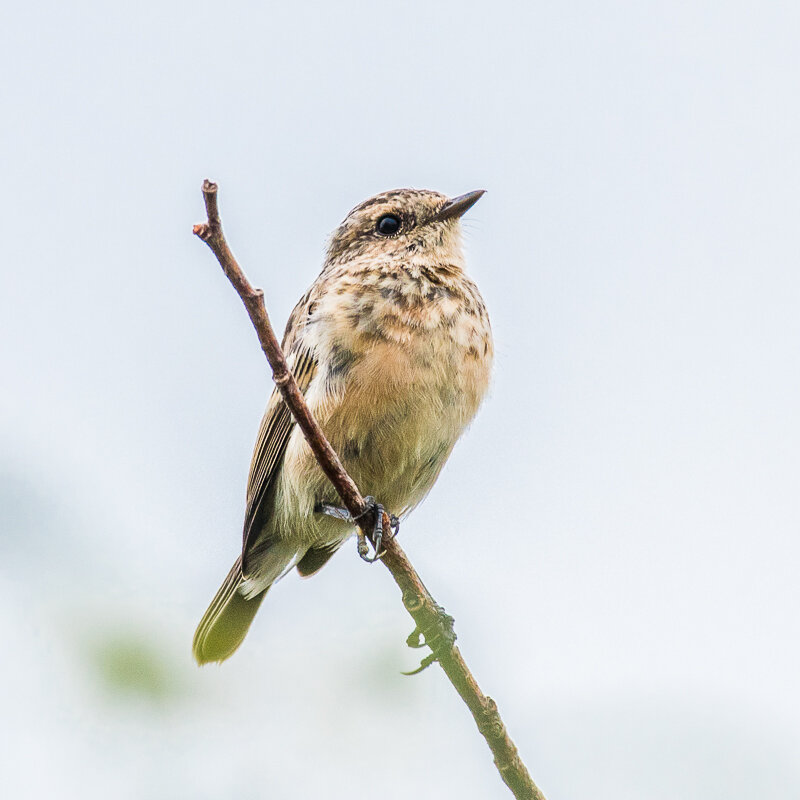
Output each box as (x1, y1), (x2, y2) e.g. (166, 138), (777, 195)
(430, 189), (486, 223)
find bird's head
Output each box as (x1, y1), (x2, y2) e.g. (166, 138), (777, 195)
(325, 188), (485, 268)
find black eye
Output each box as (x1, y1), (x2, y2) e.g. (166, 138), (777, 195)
(376, 214), (401, 236)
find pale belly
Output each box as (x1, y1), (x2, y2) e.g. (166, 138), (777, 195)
(269, 330), (490, 547)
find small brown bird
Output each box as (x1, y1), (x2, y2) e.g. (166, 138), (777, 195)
(193, 188), (493, 664)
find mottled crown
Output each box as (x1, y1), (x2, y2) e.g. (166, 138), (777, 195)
(326, 189), (460, 266)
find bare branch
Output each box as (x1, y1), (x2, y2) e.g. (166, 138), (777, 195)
(193, 180), (546, 800)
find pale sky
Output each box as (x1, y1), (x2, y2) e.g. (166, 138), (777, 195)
(2, 2), (799, 798)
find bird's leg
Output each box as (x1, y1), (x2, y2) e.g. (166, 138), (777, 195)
(314, 497), (399, 563)
(315, 502), (353, 522)
(354, 496), (385, 562)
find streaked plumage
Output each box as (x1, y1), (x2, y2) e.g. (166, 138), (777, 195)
(193, 188), (493, 664)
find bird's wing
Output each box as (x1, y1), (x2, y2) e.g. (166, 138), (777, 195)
(241, 345), (317, 574)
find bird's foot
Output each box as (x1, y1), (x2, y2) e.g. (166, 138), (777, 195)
(315, 502), (353, 523)
(354, 496), (401, 562)
(315, 497), (399, 563)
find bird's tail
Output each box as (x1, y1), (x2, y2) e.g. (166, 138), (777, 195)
(192, 556), (267, 665)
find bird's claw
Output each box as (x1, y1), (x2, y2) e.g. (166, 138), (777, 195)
(356, 529), (371, 560)
(315, 497), (399, 563)
(354, 496), (386, 563)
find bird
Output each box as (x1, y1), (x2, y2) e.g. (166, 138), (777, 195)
(193, 187), (493, 664)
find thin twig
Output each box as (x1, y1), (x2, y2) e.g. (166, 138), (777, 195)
(193, 179), (546, 800)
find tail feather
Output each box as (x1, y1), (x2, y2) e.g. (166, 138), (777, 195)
(193, 556), (267, 664)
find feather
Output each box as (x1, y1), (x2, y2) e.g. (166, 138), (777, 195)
(241, 347), (317, 574)
(296, 541), (343, 577)
(192, 557), (266, 664)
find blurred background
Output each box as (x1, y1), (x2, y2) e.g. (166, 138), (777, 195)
(2, 1), (799, 798)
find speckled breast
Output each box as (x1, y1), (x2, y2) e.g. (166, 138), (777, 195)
(305, 262), (493, 515)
